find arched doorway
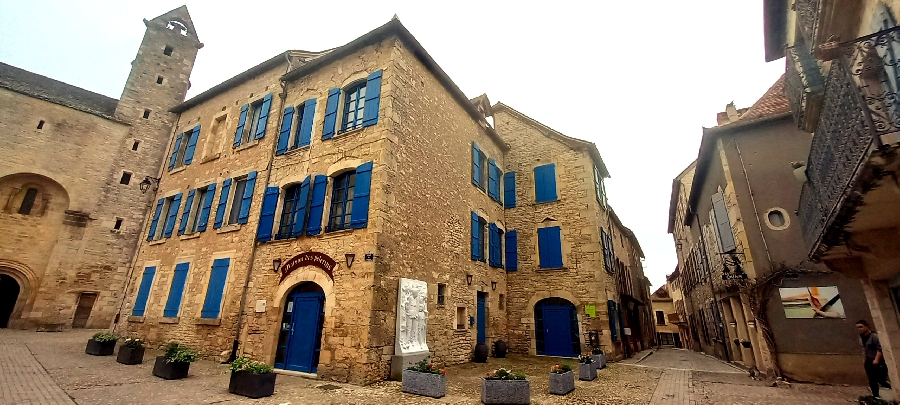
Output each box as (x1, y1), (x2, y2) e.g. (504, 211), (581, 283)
(274, 282), (325, 373)
(0, 274), (21, 328)
(535, 297), (580, 357)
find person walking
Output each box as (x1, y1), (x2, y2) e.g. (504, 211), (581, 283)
(857, 319), (892, 398)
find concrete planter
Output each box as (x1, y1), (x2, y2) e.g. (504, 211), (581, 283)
(579, 363), (597, 381)
(481, 378), (530, 404)
(152, 356), (190, 380)
(85, 339), (116, 356)
(116, 346), (144, 365)
(548, 371), (574, 395)
(401, 369), (446, 398)
(592, 353), (607, 370)
(228, 371), (276, 399)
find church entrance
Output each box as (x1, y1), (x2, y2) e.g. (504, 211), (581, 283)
(274, 282), (325, 373)
(535, 297), (580, 357)
(0, 274), (20, 328)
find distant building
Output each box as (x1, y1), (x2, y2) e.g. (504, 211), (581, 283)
(650, 284), (681, 347)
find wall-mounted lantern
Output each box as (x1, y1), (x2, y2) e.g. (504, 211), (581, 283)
(466, 274), (473, 285)
(345, 253), (355, 269)
(272, 258), (282, 273)
(139, 176), (160, 194)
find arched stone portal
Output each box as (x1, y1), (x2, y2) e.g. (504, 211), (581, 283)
(273, 281), (325, 373)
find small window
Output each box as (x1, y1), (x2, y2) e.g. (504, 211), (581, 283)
(156, 76), (164, 85)
(166, 21), (188, 36)
(277, 183), (306, 239)
(327, 171), (356, 232)
(18, 188), (38, 215)
(163, 45), (173, 56)
(341, 82), (366, 132)
(456, 307), (467, 330)
(132, 140), (140, 151)
(242, 98), (264, 145)
(227, 177), (249, 225)
(113, 218), (123, 230)
(37, 120), (45, 129)
(120, 172), (132, 185)
(437, 284), (446, 305)
(656, 310), (666, 325)
(499, 294), (505, 310)
(188, 187), (209, 233)
(143, 109), (151, 119)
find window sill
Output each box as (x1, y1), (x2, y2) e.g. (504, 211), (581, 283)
(168, 166), (187, 175)
(321, 228), (354, 238)
(282, 145), (310, 156)
(535, 199), (560, 204)
(127, 316), (145, 323)
(201, 152), (221, 164)
(537, 267), (568, 272)
(179, 232), (201, 241)
(160, 317), (180, 324)
(234, 139), (259, 152)
(195, 318), (221, 326)
(454, 328), (469, 333)
(335, 126), (366, 138)
(216, 224), (242, 234)
(148, 239), (166, 246)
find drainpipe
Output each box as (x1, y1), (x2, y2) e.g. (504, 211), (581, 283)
(733, 140), (772, 267)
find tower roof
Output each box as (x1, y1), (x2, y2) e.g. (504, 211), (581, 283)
(148, 5), (200, 43)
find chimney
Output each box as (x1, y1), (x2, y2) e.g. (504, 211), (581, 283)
(716, 102), (741, 125)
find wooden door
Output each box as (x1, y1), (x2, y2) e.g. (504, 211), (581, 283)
(72, 293), (97, 328)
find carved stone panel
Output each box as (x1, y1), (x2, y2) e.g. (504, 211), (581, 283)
(395, 278), (429, 355)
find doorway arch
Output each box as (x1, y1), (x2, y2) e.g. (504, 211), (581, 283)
(535, 297), (580, 357)
(274, 282), (325, 373)
(0, 274), (21, 328)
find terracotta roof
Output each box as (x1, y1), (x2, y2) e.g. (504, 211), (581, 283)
(0, 62), (118, 118)
(722, 74), (789, 126)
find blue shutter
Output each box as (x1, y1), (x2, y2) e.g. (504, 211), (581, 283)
(488, 159), (499, 201)
(168, 132), (183, 171)
(350, 161), (373, 229)
(256, 186), (280, 242)
(254, 93), (272, 140)
(233, 104), (249, 147)
(182, 125), (201, 165)
(503, 172), (516, 208)
(131, 266), (156, 316)
(214, 179), (232, 229)
(276, 106), (294, 155)
(471, 212), (481, 261)
(322, 88), (341, 140)
(608, 300), (618, 341)
(538, 226), (563, 268)
(505, 231), (518, 271)
(201, 258), (230, 319)
(472, 143), (482, 187)
(297, 98), (316, 147)
(162, 193), (182, 238)
(534, 164), (558, 203)
(362, 69), (383, 127)
(237, 171), (257, 224)
(305, 175), (328, 235)
(488, 223), (499, 267)
(163, 262), (190, 317)
(291, 176), (311, 238)
(197, 183), (216, 232)
(147, 198), (164, 241)
(177, 189), (196, 235)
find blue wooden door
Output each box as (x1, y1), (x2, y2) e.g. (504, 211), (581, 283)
(477, 292), (487, 344)
(284, 291), (325, 373)
(542, 305), (575, 357)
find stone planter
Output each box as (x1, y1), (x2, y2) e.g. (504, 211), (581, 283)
(481, 378), (530, 404)
(85, 339), (116, 356)
(401, 369), (446, 398)
(152, 356), (190, 380)
(592, 353), (607, 370)
(116, 346), (144, 365)
(228, 371), (276, 399)
(579, 363), (597, 381)
(548, 371), (574, 395)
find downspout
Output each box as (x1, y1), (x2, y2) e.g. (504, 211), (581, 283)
(733, 140), (772, 266)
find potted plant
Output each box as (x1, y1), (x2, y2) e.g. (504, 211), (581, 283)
(85, 332), (117, 356)
(548, 364), (574, 395)
(578, 354), (596, 381)
(591, 347), (606, 370)
(152, 342), (198, 380)
(228, 357), (277, 398)
(482, 367), (529, 404)
(401, 358), (446, 398)
(116, 338), (145, 365)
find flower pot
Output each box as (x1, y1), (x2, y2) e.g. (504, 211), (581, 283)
(548, 371), (574, 395)
(481, 378), (530, 404)
(116, 346), (144, 365)
(152, 356), (190, 380)
(474, 343), (489, 363)
(579, 363), (597, 381)
(85, 339), (116, 356)
(591, 353), (607, 370)
(401, 369), (446, 398)
(228, 371), (276, 399)
(493, 340), (508, 358)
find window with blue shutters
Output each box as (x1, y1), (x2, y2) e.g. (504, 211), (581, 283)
(327, 172), (355, 231)
(350, 162), (372, 229)
(503, 172), (516, 208)
(470, 212), (486, 261)
(161, 193), (182, 238)
(294, 99), (316, 149)
(183, 186), (208, 234)
(321, 88), (341, 140)
(147, 198), (164, 241)
(234, 94), (272, 147)
(196, 183), (216, 232)
(163, 262), (190, 318)
(220, 172), (257, 226)
(182, 125), (201, 165)
(472, 143), (483, 188)
(131, 266), (156, 316)
(256, 186), (280, 242)
(237, 171), (257, 224)
(168, 131), (184, 171)
(177, 189), (195, 236)
(488, 224), (503, 268)
(214, 179), (232, 229)
(362, 70), (382, 127)
(200, 258), (230, 319)
(537, 226), (563, 268)
(277, 182), (305, 239)
(534, 164), (558, 203)
(341, 81), (366, 132)
(488, 159), (501, 203)
(306, 175), (328, 235)
(505, 231), (518, 271)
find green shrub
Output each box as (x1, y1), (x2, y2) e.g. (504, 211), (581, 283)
(122, 338), (143, 349)
(406, 358), (446, 375)
(485, 367), (526, 380)
(163, 342), (198, 363)
(91, 332), (118, 343)
(230, 357), (273, 374)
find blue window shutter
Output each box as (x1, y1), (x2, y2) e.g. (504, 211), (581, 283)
(162, 193), (182, 238)
(292, 176), (311, 238)
(201, 258), (230, 318)
(238, 171), (257, 224)
(322, 88), (341, 140)
(147, 198), (164, 241)
(601, 228), (609, 272)
(503, 172), (516, 208)
(505, 230), (518, 271)
(549, 226), (562, 267)
(472, 143), (482, 187)
(608, 300), (618, 341)
(197, 183), (216, 232)
(256, 186), (280, 242)
(168, 133), (183, 171)
(214, 179), (232, 229)
(254, 94), (272, 140)
(362, 69), (383, 127)
(298, 98), (316, 147)
(538, 227), (550, 268)
(534, 164), (558, 203)
(487, 159), (498, 200)
(538, 226), (563, 268)
(178, 189), (196, 235)
(131, 266), (156, 316)
(471, 212), (481, 261)
(276, 106), (294, 155)
(305, 175), (328, 235)
(233, 104), (249, 147)
(351, 161), (373, 229)
(183, 125), (201, 165)
(163, 262), (190, 317)
(488, 223), (498, 267)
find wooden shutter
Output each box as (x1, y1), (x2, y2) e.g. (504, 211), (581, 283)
(256, 186), (280, 242)
(183, 125), (201, 165)
(237, 171), (257, 224)
(201, 258), (230, 318)
(538, 226), (562, 268)
(214, 179), (232, 229)
(305, 175), (328, 235)
(276, 106), (294, 155)
(534, 164), (558, 202)
(488, 159), (499, 201)
(197, 183), (216, 232)
(362, 69), (383, 127)
(711, 192), (736, 252)
(350, 162), (373, 229)
(233, 104), (249, 147)
(488, 223), (499, 267)
(162, 193), (182, 238)
(253, 94), (272, 139)
(600, 228), (609, 272)
(297, 98), (316, 147)
(147, 198), (164, 241)
(131, 266), (156, 316)
(177, 189), (196, 235)
(321, 88), (341, 140)
(472, 143), (482, 187)
(503, 172), (516, 208)
(608, 300), (618, 341)
(168, 132), (183, 171)
(291, 176), (311, 238)
(471, 212), (481, 261)
(505, 230), (518, 271)
(163, 262), (190, 317)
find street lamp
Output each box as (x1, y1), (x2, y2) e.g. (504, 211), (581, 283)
(139, 176), (160, 194)
(272, 258), (282, 273)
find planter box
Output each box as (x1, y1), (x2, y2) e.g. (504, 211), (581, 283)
(481, 378), (530, 404)
(401, 369), (446, 398)
(85, 339), (116, 356)
(116, 346), (145, 365)
(152, 356), (190, 380)
(228, 371), (276, 399)
(579, 363), (597, 381)
(592, 353), (607, 370)
(549, 371), (574, 395)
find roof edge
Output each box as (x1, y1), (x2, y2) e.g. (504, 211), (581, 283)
(171, 51), (290, 113)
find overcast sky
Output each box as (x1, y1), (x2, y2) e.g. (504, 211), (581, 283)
(0, 1), (785, 288)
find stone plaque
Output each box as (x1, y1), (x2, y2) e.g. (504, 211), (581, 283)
(395, 278), (429, 355)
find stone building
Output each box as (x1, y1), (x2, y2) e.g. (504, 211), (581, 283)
(650, 285), (681, 347)
(112, 9), (652, 384)
(0, 7), (199, 329)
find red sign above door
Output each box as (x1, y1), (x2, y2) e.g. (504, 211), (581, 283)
(279, 252), (337, 282)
